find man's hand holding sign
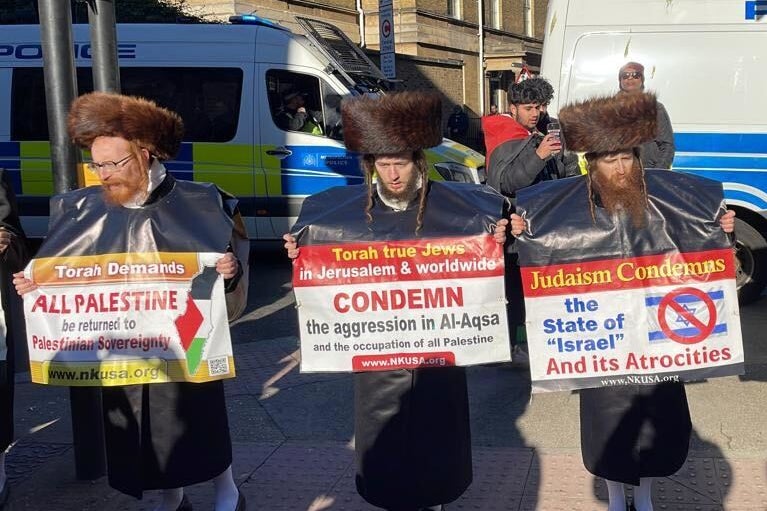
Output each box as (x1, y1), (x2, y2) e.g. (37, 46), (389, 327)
(283, 91), (509, 511)
(509, 91), (743, 510)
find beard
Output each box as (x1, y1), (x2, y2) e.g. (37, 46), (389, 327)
(377, 172), (421, 204)
(591, 166), (647, 228)
(101, 171), (149, 206)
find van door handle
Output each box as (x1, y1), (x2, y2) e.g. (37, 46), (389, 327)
(266, 147), (292, 158)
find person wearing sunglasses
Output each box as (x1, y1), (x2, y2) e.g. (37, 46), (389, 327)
(618, 62), (675, 170)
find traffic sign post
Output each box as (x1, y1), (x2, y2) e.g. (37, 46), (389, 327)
(379, 0), (395, 80)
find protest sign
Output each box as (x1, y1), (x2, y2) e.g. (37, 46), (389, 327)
(24, 251), (235, 386)
(291, 181), (510, 372)
(516, 170), (744, 392)
(22, 180), (243, 387)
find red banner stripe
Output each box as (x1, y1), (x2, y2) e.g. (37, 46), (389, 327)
(294, 235), (504, 287)
(522, 248), (736, 297)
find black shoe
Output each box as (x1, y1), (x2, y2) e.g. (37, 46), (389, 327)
(234, 490), (246, 511)
(176, 494), (193, 511)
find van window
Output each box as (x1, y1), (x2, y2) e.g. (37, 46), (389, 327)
(11, 67), (243, 143)
(266, 69), (342, 140)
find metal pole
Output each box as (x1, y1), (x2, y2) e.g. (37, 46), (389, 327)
(38, 0), (107, 480)
(38, 0), (79, 193)
(478, 0), (485, 115)
(87, 0), (121, 93)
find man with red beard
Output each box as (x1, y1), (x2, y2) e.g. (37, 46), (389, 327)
(510, 92), (735, 511)
(13, 92), (248, 511)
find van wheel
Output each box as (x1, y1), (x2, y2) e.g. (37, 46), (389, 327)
(734, 218), (767, 305)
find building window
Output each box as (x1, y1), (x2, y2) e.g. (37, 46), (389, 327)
(447, 0), (462, 19)
(490, 0), (501, 29)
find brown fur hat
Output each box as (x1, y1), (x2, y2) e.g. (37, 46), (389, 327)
(341, 91), (442, 154)
(559, 92), (657, 154)
(67, 92), (184, 160)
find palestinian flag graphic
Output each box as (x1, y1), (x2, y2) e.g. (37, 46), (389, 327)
(174, 266), (219, 375)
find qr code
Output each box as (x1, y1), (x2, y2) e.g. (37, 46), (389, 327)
(208, 356), (230, 376)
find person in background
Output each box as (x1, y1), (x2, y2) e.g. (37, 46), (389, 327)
(618, 62), (675, 169)
(447, 105), (469, 145)
(485, 77), (579, 364)
(0, 170), (29, 509)
(275, 90), (324, 135)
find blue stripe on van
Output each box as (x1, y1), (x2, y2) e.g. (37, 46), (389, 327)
(280, 146), (363, 195)
(165, 143), (193, 173)
(672, 169), (767, 189)
(0, 142), (19, 157)
(0, 160), (18, 171)
(5, 169), (22, 195)
(723, 189), (767, 210)
(674, 133), (767, 154)
(672, 134), (767, 209)
(0, 143), (22, 194)
(674, 155), (767, 170)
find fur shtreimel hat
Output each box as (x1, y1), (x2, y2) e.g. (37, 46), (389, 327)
(67, 92), (184, 161)
(341, 91), (443, 154)
(558, 92), (657, 154)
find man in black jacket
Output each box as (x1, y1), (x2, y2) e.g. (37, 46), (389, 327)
(487, 78), (579, 360)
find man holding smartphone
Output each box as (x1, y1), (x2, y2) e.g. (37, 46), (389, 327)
(486, 77), (579, 364)
(487, 77), (578, 190)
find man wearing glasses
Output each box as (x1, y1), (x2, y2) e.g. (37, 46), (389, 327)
(618, 62), (676, 169)
(13, 92), (248, 511)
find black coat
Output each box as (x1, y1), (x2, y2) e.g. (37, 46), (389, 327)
(639, 100), (675, 170)
(42, 175), (243, 497)
(293, 181), (506, 509)
(0, 170), (29, 451)
(580, 383), (690, 485)
(515, 170), (729, 483)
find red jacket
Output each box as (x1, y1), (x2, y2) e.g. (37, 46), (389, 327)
(481, 114), (529, 167)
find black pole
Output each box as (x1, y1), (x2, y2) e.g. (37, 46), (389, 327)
(38, 0), (107, 480)
(87, 0), (120, 93)
(38, 0), (79, 193)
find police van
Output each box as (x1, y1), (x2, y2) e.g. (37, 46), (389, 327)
(0, 16), (485, 240)
(540, 0), (767, 303)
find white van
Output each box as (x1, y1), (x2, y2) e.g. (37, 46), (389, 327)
(0, 15), (484, 240)
(540, 0), (767, 303)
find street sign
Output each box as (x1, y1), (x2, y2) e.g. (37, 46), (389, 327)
(379, 0), (395, 79)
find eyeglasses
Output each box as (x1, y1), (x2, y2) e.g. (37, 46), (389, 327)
(86, 153), (135, 173)
(620, 72), (643, 80)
